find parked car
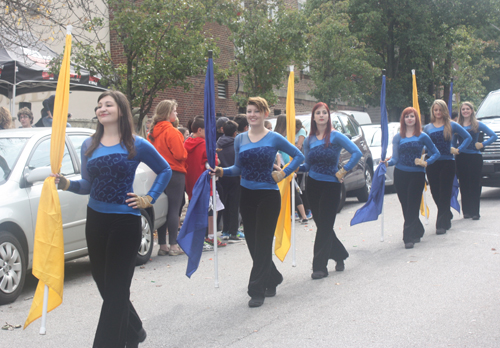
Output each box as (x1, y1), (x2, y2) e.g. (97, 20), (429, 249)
(0, 128), (168, 304)
(361, 122), (400, 191)
(268, 111), (373, 211)
(475, 89), (500, 187)
(341, 110), (372, 125)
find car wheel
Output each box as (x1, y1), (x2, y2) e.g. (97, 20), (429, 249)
(337, 182), (346, 213)
(356, 166), (373, 203)
(0, 231), (27, 305)
(136, 210), (154, 266)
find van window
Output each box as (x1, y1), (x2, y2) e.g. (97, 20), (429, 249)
(339, 115), (358, 137)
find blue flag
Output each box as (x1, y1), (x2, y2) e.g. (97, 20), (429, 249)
(177, 55), (217, 277)
(448, 80), (461, 213)
(351, 74), (388, 226)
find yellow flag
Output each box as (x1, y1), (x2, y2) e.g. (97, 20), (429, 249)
(412, 70), (430, 219)
(274, 69), (296, 261)
(25, 29), (72, 328)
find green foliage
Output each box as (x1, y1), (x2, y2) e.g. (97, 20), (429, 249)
(348, 0), (500, 120)
(306, 0), (378, 109)
(227, 0), (308, 106)
(72, 0), (238, 126)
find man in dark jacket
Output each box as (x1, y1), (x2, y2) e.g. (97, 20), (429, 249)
(216, 120), (243, 240)
(35, 95), (71, 127)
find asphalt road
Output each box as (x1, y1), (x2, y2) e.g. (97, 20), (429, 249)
(2, 188), (499, 347)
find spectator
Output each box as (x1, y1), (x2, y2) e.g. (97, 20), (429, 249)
(148, 100), (187, 256)
(217, 120), (243, 240)
(35, 95), (71, 127)
(184, 117), (225, 248)
(178, 127), (189, 141)
(264, 120), (273, 131)
(18, 107), (34, 128)
(234, 114), (249, 133)
(216, 116), (229, 141)
(138, 116), (152, 139)
(0, 107), (13, 129)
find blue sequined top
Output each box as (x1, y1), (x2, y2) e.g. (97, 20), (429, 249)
(67, 136), (172, 216)
(451, 122), (498, 154)
(423, 122), (472, 160)
(298, 131), (362, 183)
(388, 133), (440, 172)
(223, 131), (304, 190)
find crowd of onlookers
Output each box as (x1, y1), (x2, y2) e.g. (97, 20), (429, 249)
(0, 95), (71, 129)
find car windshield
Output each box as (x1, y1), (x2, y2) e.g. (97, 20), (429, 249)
(367, 127), (398, 147)
(0, 137), (28, 184)
(477, 93), (500, 119)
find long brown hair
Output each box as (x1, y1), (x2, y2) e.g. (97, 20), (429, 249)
(430, 100), (452, 141)
(399, 107), (422, 138)
(309, 102), (333, 148)
(457, 101), (478, 133)
(86, 90), (136, 159)
(274, 115), (287, 136)
(148, 99), (177, 143)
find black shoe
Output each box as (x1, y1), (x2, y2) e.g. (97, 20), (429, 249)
(248, 296), (265, 307)
(464, 214), (471, 219)
(126, 328), (147, 348)
(413, 237), (421, 243)
(264, 287), (276, 297)
(311, 271), (328, 279)
(405, 242), (414, 249)
(335, 260), (345, 272)
(229, 235), (240, 240)
(472, 215), (480, 220)
(436, 228), (446, 235)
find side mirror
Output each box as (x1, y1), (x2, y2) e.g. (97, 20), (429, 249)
(25, 167), (52, 185)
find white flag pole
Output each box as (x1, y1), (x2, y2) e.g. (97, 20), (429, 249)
(212, 172), (219, 288)
(291, 178), (296, 267)
(39, 285), (49, 334)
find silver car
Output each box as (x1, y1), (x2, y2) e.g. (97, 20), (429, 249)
(0, 128), (168, 304)
(361, 123), (400, 192)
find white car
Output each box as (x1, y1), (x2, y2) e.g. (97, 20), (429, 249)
(361, 123), (400, 191)
(0, 128), (168, 304)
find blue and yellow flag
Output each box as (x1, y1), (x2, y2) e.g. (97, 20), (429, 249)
(25, 27), (72, 328)
(274, 68), (296, 261)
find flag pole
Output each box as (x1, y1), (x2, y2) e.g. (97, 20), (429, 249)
(39, 285), (49, 334)
(380, 69), (386, 242)
(208, 50), (219, 288)
(289, 65), (297, 267)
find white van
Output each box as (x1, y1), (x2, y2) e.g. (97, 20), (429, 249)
(341, 110), (372, 125)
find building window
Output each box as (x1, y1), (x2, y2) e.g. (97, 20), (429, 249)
(218, 82), (227, 99)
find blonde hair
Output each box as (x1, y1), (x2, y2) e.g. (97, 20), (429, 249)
(457, 101), (478, 133)
(138, 116), (152, 139)
(247, 97), (270, 115)
(430, 100), (452, 141)
(173, 116), (180, 128)
(0, 107), (12, 129)
(149, 99), (177, 142)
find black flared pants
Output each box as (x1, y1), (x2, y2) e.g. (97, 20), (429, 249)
(426, 160), (455, 230)
(306, 177), (348, 274)
(456, 153), (483, 217)
(240, 187), (283, 298)
(86, 207), (143, 348)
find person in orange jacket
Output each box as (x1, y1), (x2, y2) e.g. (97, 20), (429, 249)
(148, 100), (188, 256)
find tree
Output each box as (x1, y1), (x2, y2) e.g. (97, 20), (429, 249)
(305, 0), (378, 108)
(72, 0), (239, 126)
(2, 0), (238, 127)
(348, 0), (500, 121)
(227, 0), (308, 107)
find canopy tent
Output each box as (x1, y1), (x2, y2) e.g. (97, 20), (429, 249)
(0, 31), (108, 115)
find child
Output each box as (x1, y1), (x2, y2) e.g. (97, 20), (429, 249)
(184, 117), (225, 247)
(217, 120), (244, 240)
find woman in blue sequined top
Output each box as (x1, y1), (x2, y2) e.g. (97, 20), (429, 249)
(53, 91), (171, 347)
(423, 99), (471, 235)
(452, 101), (497, 220)
(385, 107), (439, 249)
(213, 97), (304, 308)
(298, 102), (362, 279)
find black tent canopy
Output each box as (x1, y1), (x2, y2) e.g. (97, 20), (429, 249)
(0, 31), (108, 113)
